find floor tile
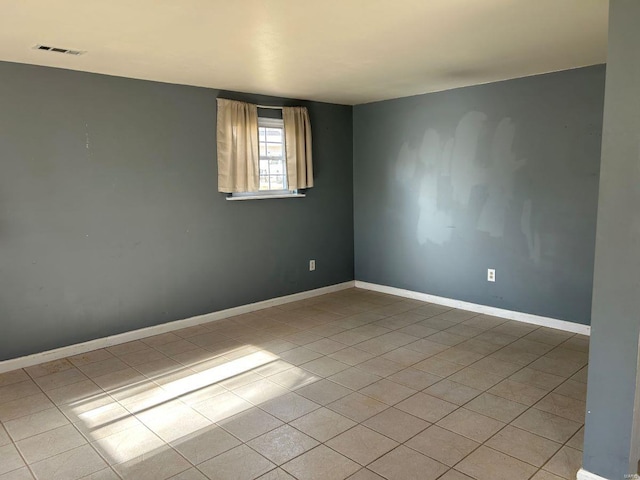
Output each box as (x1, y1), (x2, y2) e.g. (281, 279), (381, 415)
(0, 426), (9, 447)
(490, 347), (539, 366)
(306, 339), (347, 355)
(380, 348), (429, 367)
(362, 407), (430, 442)
(464, 393), (528, 423)
(470, 357), (522, 377)
(0, 467), (35, 480)
(508, 368), (566, 391)
(279, 347), (323, 366)
(259, 392), (320, 422)
(533, 393), (586, 423)
(192, 391), (253, 423)
(268, 367), (320, 391)
(169, 468), (208, 480)
(25, 359), (75, 379)
(368, 445), (448, 480)
(486, 425), (561, 467)
(528, 357), (583, 378)
(218, 407), (283, 442)
(171, 424), (240, 465)
(296, 379), (352, 405)
(256, 468), (295, 480)
(456, 445), (537, 480)
(327, 392), (389, 423)
(531, 470), (565, 480)
(107, 341), (149, 357)
(113, 445), (191, 480)
(230, 379), (289, 405)
(0, 444), (25, 475)
(136, 400), (211, 443)
(355, 358), (404, 378)
(281, 445), (360, 480)
(327, 425), (398, 466)
(0, 381), (41, 404)
(488, 379), (548, 406)
(329, 368), (381, 390)
(447, 367), (503, 391)
(30, 444), (107, 480)
(542, 446), (583, 479)
(328, 348), (375, 366)
(119, 348), (167, 367)
(358, 379), (416, 405)
(424, 379), (481, 406)
(290, 407), (357, 442)
(301, 357), (350, 377)
(248, 425), (318, 465)
(4, 407), (70, 441)
(395, 392), (457, 423)
(0, 370), (30, 388)
(438, 471), (474, 480)
(406, 425), (479, 467)
(396, 324), (439, 338)
(566, 426), (584, 451)
(45, 379), (103, 407)
(199, 444), (275, 480)
(413, 358), (464, 377)
(570, 366), (588, 384)
(16, 424), (86, 464)
(436, 408), (505, 443)
(346, 469), (385, 480)
(404, 339), (450, 356)
(511, 409), (581, 443)
(386, 368), (440, 390)
(91, 424), (164, 465)
(433, 348), (484, 366)
(553, 380), (587, 402)
(78, 357), (129, 379)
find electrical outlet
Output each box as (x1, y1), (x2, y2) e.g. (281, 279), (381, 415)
(487, 269), (496, 282)
(309, 260), (316, 271)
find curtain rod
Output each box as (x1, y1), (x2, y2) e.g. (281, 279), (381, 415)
(256, 105), (284, 110)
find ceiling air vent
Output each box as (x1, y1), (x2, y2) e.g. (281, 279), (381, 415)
(33, 44), (85, 56)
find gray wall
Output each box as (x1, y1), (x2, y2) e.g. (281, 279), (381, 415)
(0, 61), (354, 361)
(354, 65), (605, 325)
(584, 1), (640, 478)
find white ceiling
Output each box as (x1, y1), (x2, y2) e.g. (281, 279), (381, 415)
(0, 0), (608, 105)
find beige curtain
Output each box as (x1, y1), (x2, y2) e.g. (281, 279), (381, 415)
(283, 106), (314, 189)
(217, 99), (259, 193)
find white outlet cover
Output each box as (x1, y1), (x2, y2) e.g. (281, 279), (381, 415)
(488, 269), (496, 282)
(309, 260), (316, 271)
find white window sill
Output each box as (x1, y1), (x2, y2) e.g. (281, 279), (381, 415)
(226, 193), (306, 201)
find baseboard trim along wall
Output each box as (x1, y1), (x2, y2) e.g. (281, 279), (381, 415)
(0, 281), (356, 374)
(355, 281), (591, 336)
(577, 468), (610, 480)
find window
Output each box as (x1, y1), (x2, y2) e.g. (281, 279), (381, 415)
(229, 116), (305, 200)
(217, 99), (312, 199)
(258, 117), (287, 191)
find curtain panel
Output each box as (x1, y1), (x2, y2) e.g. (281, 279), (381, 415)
(216, 98), (259, 193)
(283, 106), (314, 189)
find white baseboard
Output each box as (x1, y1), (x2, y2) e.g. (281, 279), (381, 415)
(355, 281), (590, 336)
(0, 281), (356, 374)
(577, 468), (610, 480)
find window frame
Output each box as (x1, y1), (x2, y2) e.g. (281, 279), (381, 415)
(227, 116), (305, 201)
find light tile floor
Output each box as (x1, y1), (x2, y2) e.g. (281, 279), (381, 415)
(0, 288), (588, 480)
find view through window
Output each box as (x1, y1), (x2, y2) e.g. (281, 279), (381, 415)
(258, 117), (287, 191)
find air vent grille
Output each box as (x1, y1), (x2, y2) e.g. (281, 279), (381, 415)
(34, 44), (85, 56)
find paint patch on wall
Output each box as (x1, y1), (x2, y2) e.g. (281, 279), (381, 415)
(397, 111), (535, 259)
